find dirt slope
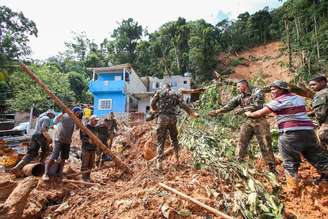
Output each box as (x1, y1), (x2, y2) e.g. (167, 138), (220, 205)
(219, 41), (293, 83)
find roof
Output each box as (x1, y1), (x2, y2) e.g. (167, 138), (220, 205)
(88, 64), (133, 74)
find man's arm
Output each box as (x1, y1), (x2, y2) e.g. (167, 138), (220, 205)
(150, 92), (159, 111)
(209, 95), (241, 116)
(245, 106), (272, 118)
(313, 105), (328, 124)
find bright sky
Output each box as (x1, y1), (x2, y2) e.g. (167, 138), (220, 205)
(2, 0), (283, 60)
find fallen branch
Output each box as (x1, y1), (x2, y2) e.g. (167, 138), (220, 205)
(66, 165), (110, 178)
(62, 179), (100, 186)
(20, 64), (131, 174)
(159, 183), (233, 219)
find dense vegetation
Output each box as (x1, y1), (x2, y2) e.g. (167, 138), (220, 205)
(1, 0), (328, 112)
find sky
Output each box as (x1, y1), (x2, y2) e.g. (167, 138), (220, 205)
(2, 0), (284, 60)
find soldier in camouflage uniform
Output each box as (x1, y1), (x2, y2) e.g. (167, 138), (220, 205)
(209, 80), (276, 173)
(151, 83), (199, 171)
(309, 75), (328, 150)
(95, 112), (118, 167)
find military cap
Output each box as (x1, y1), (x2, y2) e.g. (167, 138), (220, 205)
(270, 80), (289, 90)
(309, 74), (327, 82)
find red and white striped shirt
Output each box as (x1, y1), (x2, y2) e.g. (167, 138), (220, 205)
(266, 93), (314, 132)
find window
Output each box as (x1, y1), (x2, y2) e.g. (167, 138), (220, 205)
(184, 80), (188, 84)
(125, 73), (130, 82)
(115, 75), (121, 81)
(104, 80), (109, 86)
(156, 82), (160, 88)
(98, 99), (112, 110)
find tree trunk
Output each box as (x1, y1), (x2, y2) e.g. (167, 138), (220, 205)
(0, 177), (38, 219)
(284, 18), (292, 71)
(313, 16), (320, 60)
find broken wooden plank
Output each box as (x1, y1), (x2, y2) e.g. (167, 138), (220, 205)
(20, 64), (131, 174)
(159, 183), (233, 219)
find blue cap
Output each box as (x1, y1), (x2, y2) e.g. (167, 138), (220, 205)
(72, 106), (82, 113)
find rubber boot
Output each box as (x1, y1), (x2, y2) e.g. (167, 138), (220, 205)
(285, 174), (299, 195)
(314, 174), (328, 185)
(57, 159), (65, 178)
(42, 159), (54, 181)
(269, 163), (278, 175)
(156, 160), (163, 171)
(9, 156), (30, 177)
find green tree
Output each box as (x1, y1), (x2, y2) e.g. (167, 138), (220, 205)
(8, 64), (75, 112)
(110, 18), (143, 64)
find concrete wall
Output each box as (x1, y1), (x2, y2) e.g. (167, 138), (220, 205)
(125, 68), (147, 94)
(138, 97), (151, 112)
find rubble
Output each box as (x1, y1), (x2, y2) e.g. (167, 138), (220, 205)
(0, 119), (327, 218)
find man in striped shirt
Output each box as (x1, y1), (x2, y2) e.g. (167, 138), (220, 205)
(245, 80), (328, 193)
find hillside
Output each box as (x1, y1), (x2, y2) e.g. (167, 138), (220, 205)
(219, 41), (293, 83)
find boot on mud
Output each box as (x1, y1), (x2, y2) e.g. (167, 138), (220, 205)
(156, 160), (163, 171)
(314, 174), (328, 185)
(285, 174), (299, 195)
(269, 163), (278, 175)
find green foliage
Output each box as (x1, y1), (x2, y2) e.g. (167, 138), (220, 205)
(0, 6), (37, 61)
(67, 71), (90, 103)
(8, 64), (75, 112)
(180, 85), (283, 218)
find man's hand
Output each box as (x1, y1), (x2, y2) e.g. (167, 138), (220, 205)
(208, 109), (221, 116)
(244, 111), (253, 117)
(190, 112), (199, 119)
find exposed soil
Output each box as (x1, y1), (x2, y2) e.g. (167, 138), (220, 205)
(219, 41), (293, 83)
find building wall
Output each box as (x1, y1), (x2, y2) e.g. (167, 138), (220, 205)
(138, 97), (151, 112)
(125, 68), (147, 94)
(93, 92), (126, 117)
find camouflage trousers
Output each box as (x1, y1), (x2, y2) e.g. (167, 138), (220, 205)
(156, 114), (179, 162)
(81, 149), (96, 181)
(317, 123), (328, 150)
(237, 118), (275, 169)
(279, 130), (328, 177)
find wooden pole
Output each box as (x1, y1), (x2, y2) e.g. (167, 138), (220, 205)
(62, 179), (100, 186)
(20, 64), (131, 174)
(159, 183), (233, 219)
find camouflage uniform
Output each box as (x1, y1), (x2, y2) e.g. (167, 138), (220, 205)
(312, 87), (328, 149)
(220, 87), (276, 170)
(80, 123), (97, 181)
(95, 118), (118, 166)
(151, 89), (194, 164)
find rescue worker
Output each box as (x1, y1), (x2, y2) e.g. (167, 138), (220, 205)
(80, 115), (98, 182)
(245, 80), (328, 194)
(10, 109), (56, 175)
(208, 79), (276, 173)
(42, 106), (82, 180)
(95, 112), (118, 167)
(308, 75), (328, 149)
(151, 83), (199, 171)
